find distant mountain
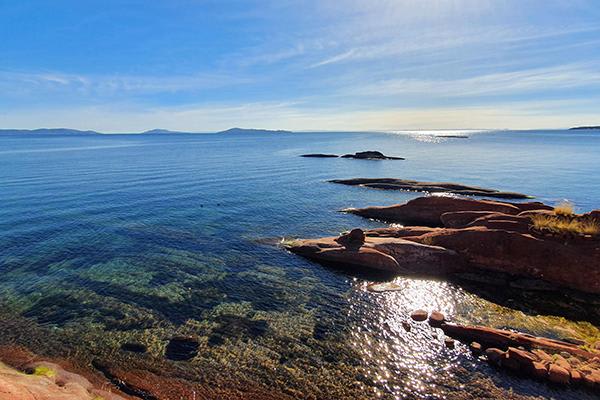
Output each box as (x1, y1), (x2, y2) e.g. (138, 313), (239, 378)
(217, 127), (293, 134)
(0, 128), (100, 135)
(140, 129), (190, 134)
(569, 126), (600, 130)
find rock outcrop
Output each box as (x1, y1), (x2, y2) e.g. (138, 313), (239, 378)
(340, 151), (404, 160)
(288, 196), (600, 294)
(0, 360), (126, 400)
(286, 230), (463, 275)
(331, 178), (533, 199)
(300, 153), (339, 158)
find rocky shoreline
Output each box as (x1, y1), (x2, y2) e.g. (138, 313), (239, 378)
(285, 190), (600, 393)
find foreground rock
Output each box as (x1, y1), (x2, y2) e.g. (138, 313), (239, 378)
(331, 178), (532, 199)
(0, 360), (126, 400)
(286, 230), (463, 275)
(439, 322), (600, 391)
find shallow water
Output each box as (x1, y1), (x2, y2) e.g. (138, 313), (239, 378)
(1, 130), (599, 399)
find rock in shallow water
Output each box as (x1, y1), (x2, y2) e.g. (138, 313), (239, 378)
(165, 336), (199, 361)
(410, 309), (428, 322)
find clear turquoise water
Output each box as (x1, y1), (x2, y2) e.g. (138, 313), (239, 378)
(0, 130), (599, 399)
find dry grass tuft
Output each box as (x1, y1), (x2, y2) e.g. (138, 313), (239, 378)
(554, 201), (575, 216)
(531, 214), (600, 236)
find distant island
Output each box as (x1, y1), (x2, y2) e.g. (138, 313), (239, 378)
(0, 128), (100, 135)
(216, 127), (293, 134)
(140, 129), (190, 134)
(0, 127), (294, 135)
(569, 126), (600, 130)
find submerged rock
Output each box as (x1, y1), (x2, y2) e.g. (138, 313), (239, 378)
(165, 336), (199, 361)
(331, 178), (533, 199)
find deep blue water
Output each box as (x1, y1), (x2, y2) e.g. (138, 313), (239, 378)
(0, 130), (599, 399)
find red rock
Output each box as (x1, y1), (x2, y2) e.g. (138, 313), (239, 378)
(485, 348), (505, 365)
(410, 309), (428, 322)
(507, 347), (537, 367)
(470, 342), (482, 353)
(441, 323), (597, 360)
(334, 228), (365, 250)
(532, 349), (553, 363)
(413, 226), (600, 294)
(503, 352), (521, 371)
(582, 370), (600, 387)
(548, 364), (570, 385)
(440, 211), (497, 228)
(346, 196), (522, 226)
(554, 355), (572, 371)
(532, 362), (548, 379)
(287, 235), (463, 275)
(570, 369), (583, 385)
(428, 311), (445, 327)
(364, 226), (442, 238)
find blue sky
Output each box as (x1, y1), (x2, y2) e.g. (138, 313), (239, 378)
(1, 0), (600, 131)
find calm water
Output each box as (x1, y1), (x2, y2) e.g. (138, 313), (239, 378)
(1, 130), (599, 399)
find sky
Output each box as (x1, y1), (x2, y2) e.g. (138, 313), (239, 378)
(1, 0), (600, 132)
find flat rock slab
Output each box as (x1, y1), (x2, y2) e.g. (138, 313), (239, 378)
(331, 178), (532, 199)
(286, 235), (463, 275)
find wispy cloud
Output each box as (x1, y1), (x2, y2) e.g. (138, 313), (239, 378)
(344, 63), (600, 98)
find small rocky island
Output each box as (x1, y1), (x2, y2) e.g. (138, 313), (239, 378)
(285, 189), (600, 393)
(330, 178), (532, 199)
(301, 151), (404, 160)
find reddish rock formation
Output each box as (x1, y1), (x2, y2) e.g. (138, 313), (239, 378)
(409, 227), (600, 294)
(345, 196), (526, 226)
(287, 234), (463, 275)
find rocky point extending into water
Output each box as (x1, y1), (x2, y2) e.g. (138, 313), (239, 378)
(300, 151), (404, 159)
(287, 196), (600, 294)
(330, 178), (532, 199)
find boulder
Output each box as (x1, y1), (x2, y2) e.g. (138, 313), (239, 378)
(532, 362), (549, 379)
(485, 348), (505, 365)
(444, 337), (455, 349)
(335, 228), (365, 250)
(548, 364), (570, 385)
(345, 196), (522, 226)
(428, 311), (446, 327)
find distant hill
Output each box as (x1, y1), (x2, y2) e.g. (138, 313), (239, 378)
(569, 126), (600, 130)
(0, 128), (100, 135)
(140, 129), (190, 134)
(217, 127), (293, 134)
